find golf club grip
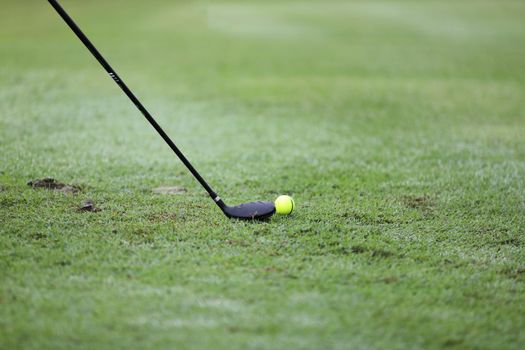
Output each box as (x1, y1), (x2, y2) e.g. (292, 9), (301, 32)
(47, 0), (219, 201)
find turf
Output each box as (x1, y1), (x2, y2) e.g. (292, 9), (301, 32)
(1, 0), (525, 349)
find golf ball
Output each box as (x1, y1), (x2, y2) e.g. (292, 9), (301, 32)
(275, 195), (295, 215)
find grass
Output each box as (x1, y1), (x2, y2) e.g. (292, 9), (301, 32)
(1, 0), (525, 349)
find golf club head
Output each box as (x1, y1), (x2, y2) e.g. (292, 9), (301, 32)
(222, 201), (275, 220)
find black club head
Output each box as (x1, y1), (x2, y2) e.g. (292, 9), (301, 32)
(222, 201), (276, 220)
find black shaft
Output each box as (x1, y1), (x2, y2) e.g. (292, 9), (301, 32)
(48, 0), (221, 203)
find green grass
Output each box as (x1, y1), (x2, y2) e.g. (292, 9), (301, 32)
(1, 0), (525, 349)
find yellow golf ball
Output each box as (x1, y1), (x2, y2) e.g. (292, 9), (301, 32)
(275, 195), (295, 215)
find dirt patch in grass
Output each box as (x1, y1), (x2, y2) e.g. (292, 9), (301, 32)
(28, 178), (80, 194)
(402, 195), (435, 213)
(380, 276), (399, 284)
(78, 199), (100, 212)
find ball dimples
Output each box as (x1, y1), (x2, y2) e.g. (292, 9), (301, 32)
(275, 195), (295, 215)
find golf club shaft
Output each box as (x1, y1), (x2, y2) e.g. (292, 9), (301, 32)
(48, 0), (222, 205)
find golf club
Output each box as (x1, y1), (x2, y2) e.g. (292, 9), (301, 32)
(47, 0), (275, 220)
